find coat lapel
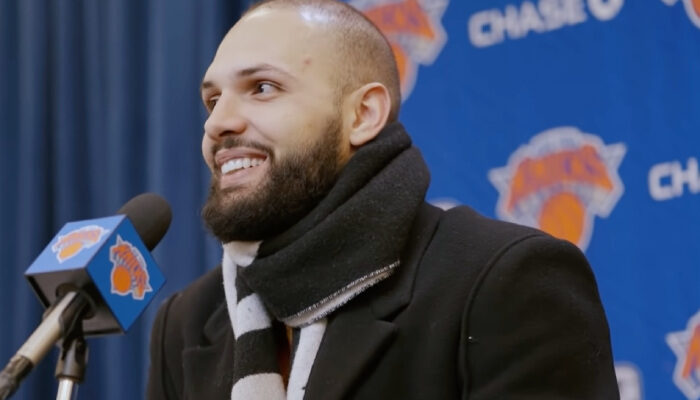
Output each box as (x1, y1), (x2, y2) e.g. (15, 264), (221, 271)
(182, 302), (235, 400)
(179, 203), (441, 400)
(304, 203), (442, 400)
(304, 303), (396, 400)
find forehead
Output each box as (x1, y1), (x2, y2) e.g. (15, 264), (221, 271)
(205, 8), (338, 82)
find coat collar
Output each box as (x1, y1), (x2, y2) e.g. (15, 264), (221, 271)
(184, 203), (442, 400)
(304, 203), (442, 400)
(183, 278), (236, 399)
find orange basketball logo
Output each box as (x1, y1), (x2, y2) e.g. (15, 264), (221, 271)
(667, 310), (700, 399)
(351, 0), (449, 100)
(489, 127), (626, 250)
(109, 235), (152, 300)
(51, 225), (108, 263)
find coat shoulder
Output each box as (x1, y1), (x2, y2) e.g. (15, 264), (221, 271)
(161, 265), (226, 344)
(169, 266), (224, 316)
(426, 204), (550, 273)
(431, 208), (618, 399)
(441, 205), (546, 246)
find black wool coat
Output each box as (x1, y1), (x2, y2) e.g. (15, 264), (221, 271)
(147, 204), (620, 399)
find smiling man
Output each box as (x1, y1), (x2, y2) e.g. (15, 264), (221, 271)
(147, 1), (619, 399)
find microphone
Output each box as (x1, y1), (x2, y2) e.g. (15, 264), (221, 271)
(0, 193), (171, 399)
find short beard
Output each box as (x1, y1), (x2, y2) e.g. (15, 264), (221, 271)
(201, 117), (343, 242)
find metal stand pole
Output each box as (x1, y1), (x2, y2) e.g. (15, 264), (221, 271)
(56, 379), (77, 400)
(54, 324), (88, 400)
(0, 289), (92, 399)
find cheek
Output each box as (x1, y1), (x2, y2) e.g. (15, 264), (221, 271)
(202, 135), (215, 170)
(249, 109), (304, 152)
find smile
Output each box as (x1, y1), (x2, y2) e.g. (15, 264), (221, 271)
(221, 157), (265, 175)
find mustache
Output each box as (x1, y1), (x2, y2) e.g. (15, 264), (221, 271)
(211, 136), (274, 158)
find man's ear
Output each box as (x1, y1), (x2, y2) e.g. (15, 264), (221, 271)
(345, 83), (392, 147)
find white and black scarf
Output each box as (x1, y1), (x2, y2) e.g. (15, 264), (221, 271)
(221, 122), (430, 400)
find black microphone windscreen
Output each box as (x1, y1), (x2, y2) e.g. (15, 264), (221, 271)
(117, 193), (172, 250)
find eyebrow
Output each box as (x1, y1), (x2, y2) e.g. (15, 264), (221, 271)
(201, 63), (296, 91)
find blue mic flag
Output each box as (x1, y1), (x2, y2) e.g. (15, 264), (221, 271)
(24, 214), (166, 335)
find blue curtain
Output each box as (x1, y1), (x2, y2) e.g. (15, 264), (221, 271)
(0, 1), (255, 398)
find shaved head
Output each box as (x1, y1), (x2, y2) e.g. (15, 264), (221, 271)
(201, 0), (401, 240)
(243, 0), (402, 122)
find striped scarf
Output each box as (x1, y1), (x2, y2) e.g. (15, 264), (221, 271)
(222, 242), (329, 400)
(221, 122), (430, 399)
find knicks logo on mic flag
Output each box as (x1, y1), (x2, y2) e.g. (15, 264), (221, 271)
(51, 225), (108, 263)
(489, 127), (626, 250)
(27, 212), (166, 333)
(351, 0), (449, 100)
(109, 235), (152, 300)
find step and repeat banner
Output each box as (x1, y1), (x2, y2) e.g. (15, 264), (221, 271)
(348, 0), (700, 399)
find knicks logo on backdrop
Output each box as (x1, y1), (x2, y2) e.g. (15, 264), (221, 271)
(350, 0), (449, 100)
(489, 127), (626, 250)
(660, 0), (700, 28)
(51, 225), (108, 263)
(667, 310), (700, 400)
(109, 235), (152, 300)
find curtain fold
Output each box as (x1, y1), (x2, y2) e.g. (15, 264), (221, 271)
(1, 1), (254, 398)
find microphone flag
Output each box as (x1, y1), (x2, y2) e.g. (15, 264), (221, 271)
(24, 215), (166, 335)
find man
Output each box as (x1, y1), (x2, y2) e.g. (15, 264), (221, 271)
(147, 0), (619, 399)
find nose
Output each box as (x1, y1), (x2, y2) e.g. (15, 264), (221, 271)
(203, 94), (247, 141)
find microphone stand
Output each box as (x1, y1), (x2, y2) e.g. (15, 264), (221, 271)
(54, 314), (88, 400)
(0, 290), (91, 400)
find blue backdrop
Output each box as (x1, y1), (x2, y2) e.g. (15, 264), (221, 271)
(2, 0), (699, 399)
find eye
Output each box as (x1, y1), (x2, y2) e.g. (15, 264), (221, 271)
(254, 82), (277, 95)
(205, 95), (220, 112)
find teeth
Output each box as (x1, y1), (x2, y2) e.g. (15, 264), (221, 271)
(221, 158), (264, 174)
